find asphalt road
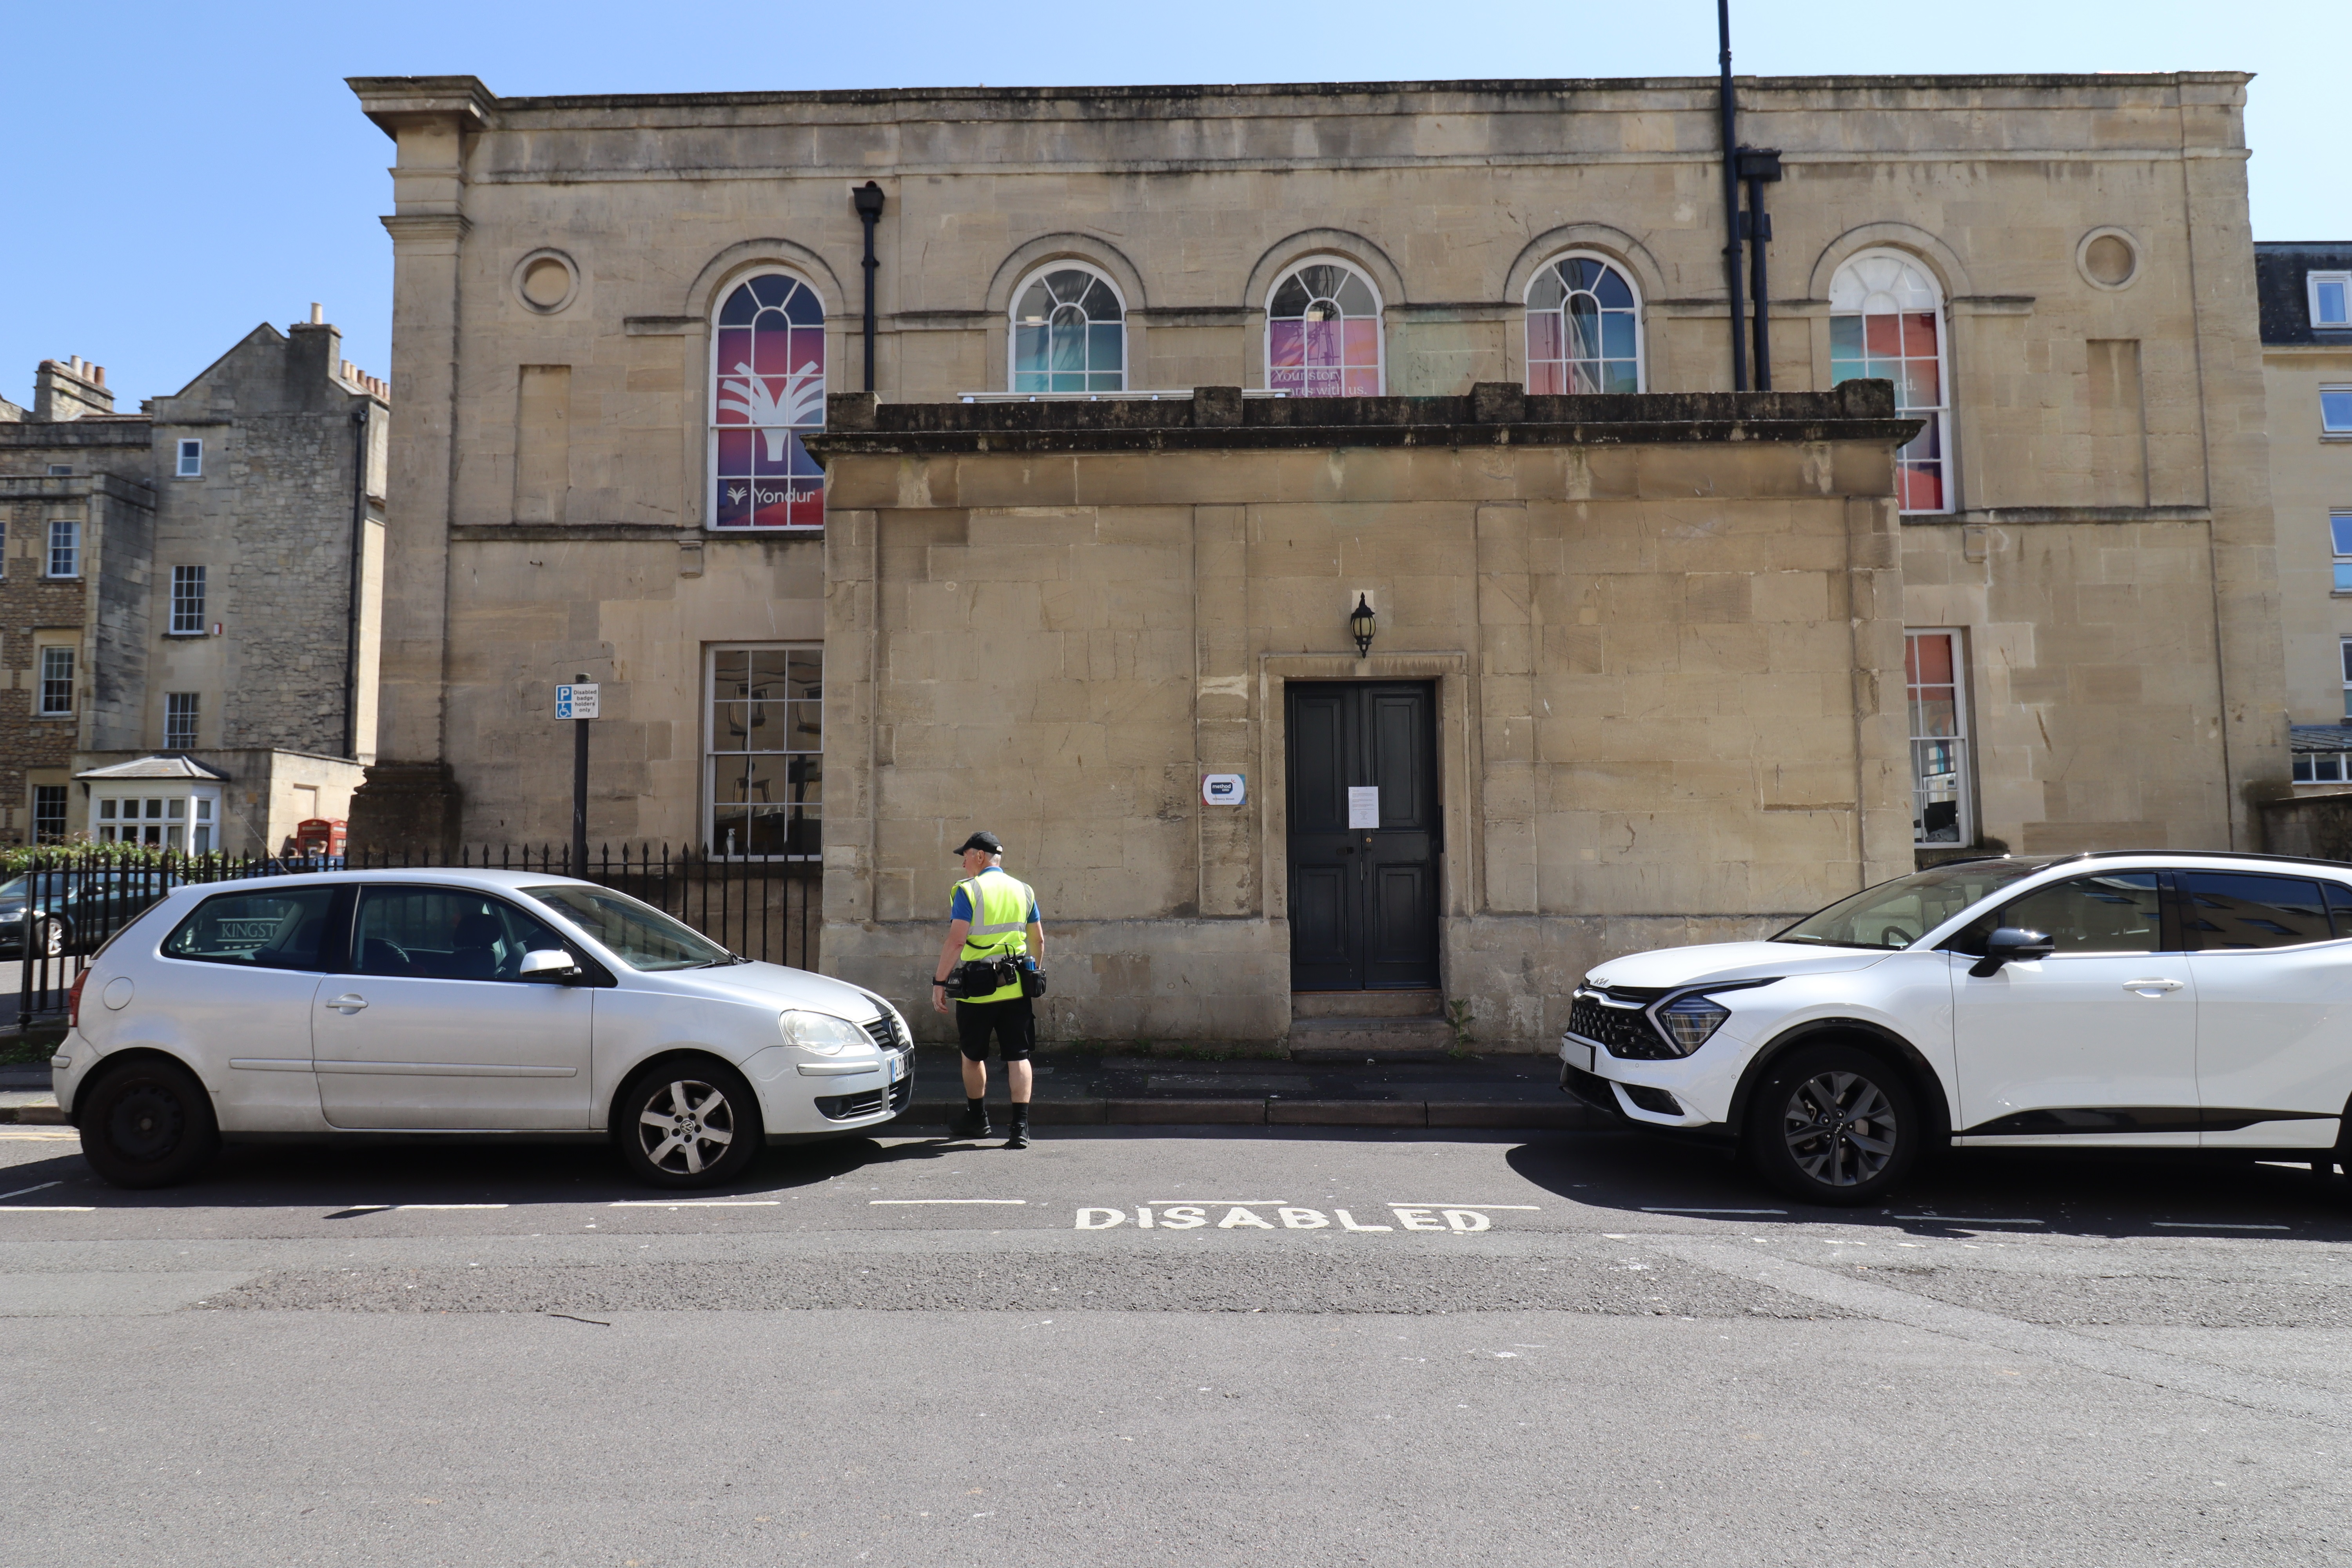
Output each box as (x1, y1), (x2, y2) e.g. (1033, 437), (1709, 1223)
(2, 1121), (2348, 1566)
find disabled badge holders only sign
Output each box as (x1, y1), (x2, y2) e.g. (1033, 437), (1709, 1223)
(555, 683), (600, 720)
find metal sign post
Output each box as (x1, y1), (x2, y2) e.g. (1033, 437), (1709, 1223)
(555, 677), (601, 873)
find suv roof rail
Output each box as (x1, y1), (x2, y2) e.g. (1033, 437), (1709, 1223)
(2076, 847), (2352, 869)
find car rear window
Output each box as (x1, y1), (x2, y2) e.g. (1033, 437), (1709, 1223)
(2181, 872), (2336, 951)
(162, 887), (337, 971)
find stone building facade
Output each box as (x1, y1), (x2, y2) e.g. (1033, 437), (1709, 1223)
(0, 324), (389, 853)
(348, 71), (2288, 1045)
(2256, 243), (2352, 787)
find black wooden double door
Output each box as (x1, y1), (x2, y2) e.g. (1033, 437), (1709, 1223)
(1286, 681), (1441, 991)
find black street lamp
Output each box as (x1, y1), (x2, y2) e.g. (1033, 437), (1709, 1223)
(1350, 593), (1377, 657)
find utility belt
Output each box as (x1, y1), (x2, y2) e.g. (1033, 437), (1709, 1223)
(940, 952), (1046, 1000)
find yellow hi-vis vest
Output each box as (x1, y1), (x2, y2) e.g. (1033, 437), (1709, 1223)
(955, 867), (1035, 1004)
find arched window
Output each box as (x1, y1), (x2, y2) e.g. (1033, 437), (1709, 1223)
(1267, 260), (1382, 397)
(710, 270), (825, 530)
(1011, 265), (1126, 393)
(1831, 252), (1951, 514)
(1525, 254), (1641, 394)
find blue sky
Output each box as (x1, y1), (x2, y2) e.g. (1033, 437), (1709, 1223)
(2, 0), (2338, 409)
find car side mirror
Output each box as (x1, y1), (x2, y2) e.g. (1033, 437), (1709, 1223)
(1968, 926), (2055, 979)
(520, 949), (581, 981)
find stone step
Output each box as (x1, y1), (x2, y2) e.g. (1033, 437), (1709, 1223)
(1284, 1015), (1459, 1063)
(1290, 989), (1444, 1020)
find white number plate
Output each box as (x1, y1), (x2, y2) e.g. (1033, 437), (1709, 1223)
(1562, 1039), (1595, 1074)
(888, 1052), (908, 1083)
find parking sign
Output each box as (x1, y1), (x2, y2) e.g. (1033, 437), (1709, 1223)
(555, 682), (600, 720)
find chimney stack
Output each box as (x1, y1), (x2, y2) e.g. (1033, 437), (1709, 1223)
(310, 303), (324, 325)
(33, 356), (117, 421)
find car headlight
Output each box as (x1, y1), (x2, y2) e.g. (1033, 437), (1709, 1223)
(779, 1009), (874, 1056)
(1652, 994), (1734, 1055)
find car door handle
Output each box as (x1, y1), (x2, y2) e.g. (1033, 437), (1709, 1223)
(324, 994), (368, 1013)
(2122, 978), (2184, 995)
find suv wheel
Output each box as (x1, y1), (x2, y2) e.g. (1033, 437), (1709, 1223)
(614, 1061), (762, 1188)
(33, 918), (64, 960)
(79, 1058), (220, 1189)
(1746, 1042), (1920, 1206)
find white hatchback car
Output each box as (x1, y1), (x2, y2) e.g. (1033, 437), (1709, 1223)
(51, 869), (913, 1189)
(1561, 851), (2352, 1205)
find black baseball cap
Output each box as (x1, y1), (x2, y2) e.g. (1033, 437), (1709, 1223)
(953, 831), (1003, 856)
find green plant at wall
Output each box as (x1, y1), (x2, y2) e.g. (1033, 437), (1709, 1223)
(1445, 997), (1475, 1051)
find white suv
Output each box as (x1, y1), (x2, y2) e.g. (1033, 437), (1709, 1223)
(1559, 852), (2352, 1205)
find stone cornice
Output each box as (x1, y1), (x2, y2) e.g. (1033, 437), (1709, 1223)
(348, 75), (497, 138)
(379, 213), (473, 244)
(804, 383), (1919, 462)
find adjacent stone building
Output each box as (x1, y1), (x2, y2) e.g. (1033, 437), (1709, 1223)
(347, 71), (2289, 1045)
(0, 321), (389, 853)
(2257, 243), (2352, 788)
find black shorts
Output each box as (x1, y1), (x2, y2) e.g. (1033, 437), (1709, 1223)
(956, 996), (1035, 1062)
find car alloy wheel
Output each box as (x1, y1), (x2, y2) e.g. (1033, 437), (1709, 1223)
(1782, 1070), (1897, 1189)
(34, 919), (62, 960)
(1746, 1042), (1921, 1205)
(638, 1077), (736, 1176)
(617, 1060), (762, 1188)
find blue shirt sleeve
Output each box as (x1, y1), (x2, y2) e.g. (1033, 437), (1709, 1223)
(1029, 900), (1041, 922)
(950, 886), (973, 922)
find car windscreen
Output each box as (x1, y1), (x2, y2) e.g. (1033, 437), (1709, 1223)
(1771, 859), (2061, 950)
(521, 885), (732, 971)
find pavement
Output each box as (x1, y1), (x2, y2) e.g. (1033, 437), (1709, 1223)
(2, 1118), (2348, 1564)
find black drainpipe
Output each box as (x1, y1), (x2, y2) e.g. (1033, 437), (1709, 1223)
(1739, 148), (1783, 390)
(853, 181), (886, 392)
(1717, 0), (1748, 392)
(344, 404), (368, 762)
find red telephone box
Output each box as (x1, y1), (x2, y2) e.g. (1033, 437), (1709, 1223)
(296, 818), (347, 857)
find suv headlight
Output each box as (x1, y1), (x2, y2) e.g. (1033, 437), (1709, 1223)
(779, 1010), (873, 1056)
(1653, 994), (1733, 1055)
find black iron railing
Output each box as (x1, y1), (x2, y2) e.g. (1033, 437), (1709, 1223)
(5, 845), (820, 1031)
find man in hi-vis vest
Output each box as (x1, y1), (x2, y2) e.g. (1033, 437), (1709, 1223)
(932, 831), (1045, 1149)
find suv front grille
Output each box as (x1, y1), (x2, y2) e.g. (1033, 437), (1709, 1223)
(1566, 990), (1679, 1060)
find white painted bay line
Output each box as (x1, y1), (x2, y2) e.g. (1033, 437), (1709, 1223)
(397, 1203), (509, 1210)
(0, 1205), (96, 1212)
(2151, 1221), (2289, 1230)
(1892, 1216), (2046, 1225)
(608, 1199), (781, 1207)
(0, 1181), (61, 1201)
(1641, 1206), (1787, 1214)
(869, 1198), (1027, 1206)
(1388, 1203), (1540, 1210)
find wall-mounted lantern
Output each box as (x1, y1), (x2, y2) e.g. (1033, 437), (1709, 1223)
(1349, 593), (1377, 657)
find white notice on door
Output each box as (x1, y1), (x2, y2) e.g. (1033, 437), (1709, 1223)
(1346, 786), (1380, 829)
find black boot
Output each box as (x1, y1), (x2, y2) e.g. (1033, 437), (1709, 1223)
(1003, 1105), (1031, 1150)
(948, 1098), (991, 1140)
